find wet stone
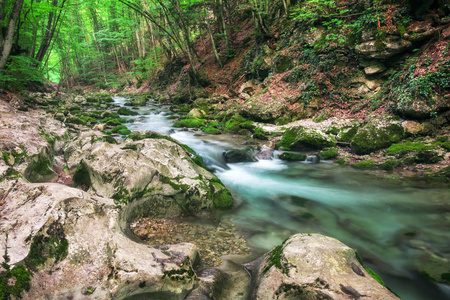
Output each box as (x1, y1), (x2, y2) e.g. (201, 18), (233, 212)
(130, 217), (250, 268)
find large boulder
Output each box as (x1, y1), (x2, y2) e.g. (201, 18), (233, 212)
(64, 131), (233, 214)
(0, 179), (198, 299)
(248, 233), (399, 300)
(355, 38), (412, 60)
(0, 100), (69, 182)
(351, 118), (404, 155)
(277, 127), (336, 151)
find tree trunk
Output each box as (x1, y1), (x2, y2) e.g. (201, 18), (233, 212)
(0, 0), (25, 69)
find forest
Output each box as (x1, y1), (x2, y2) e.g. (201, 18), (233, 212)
(0, 0), (450, 299)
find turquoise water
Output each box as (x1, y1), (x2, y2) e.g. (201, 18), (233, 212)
(115, 97), (450, 300)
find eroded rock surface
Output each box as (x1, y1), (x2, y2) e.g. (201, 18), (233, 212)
(248, 233), (399, 300)
(0, 179), (198, 299)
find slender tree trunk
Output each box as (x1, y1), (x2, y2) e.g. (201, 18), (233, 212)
(0, 0), (25, 69)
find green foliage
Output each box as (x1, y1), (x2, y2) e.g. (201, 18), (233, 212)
(253, 127), (268, 140)
(434, 136), (450, 151)
(0, 56), (44, 90)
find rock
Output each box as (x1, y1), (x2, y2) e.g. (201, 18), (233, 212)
(402, 120), (434, 136)
(392, 93), (450, 120)
(356, 38), (412, 59)
(0, 179), (198, 299)
(404, 19), (437, 42)
(223, 149), (257, 163)
(65, 131), (233, 214)
(277, 127), (336, 151)
(279, 152), (307, 161)
(187, 108), (206, 119)
(351, 118), (404, 155)
(0, 100), (68, 182)
(238, 81), (259, 97)
(248, 233), (399, 300)
(239, 101), (287, 123)
(93, 123), (106, 131)
(364, 62), (386, 75)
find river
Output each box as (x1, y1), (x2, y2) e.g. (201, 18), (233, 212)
(114, 97), (450, 300)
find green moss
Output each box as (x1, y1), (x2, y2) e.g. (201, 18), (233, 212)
(320, 147), (338, 159)
(277, 128), (298, 150)
(162, 257), (196, 281)
(364, 266), (386, 287)
(27, 222), (69, 269)
(387, 142), (434, 156)
(351, 159), (376, 169)
(351, 123), (404, 155)
(338, 126), (358, 143)
(212, 186), (233, 209)
(263, 240), (289, 275)
(105, 119), (122, 126)
(279, 152), (307, 161)
(73, 162), (91, 189)
(117, 107), (139, 116)
(253, 128), (268, 140)
(379, 159), (400, 171)
(118, 128), (131, 135)
(167, 115), (179, 120)
(336, 158), (346, 165)
(24, 156), (54, 182)
(433, 136), (450, 151)
(173, 118), (206, 129)
(202, 126), (221, 134)
(107, 125), (129, 134)
(122, 144), (138, 151)
(0, 264), (31, 299)
(112, 187), (131, 204)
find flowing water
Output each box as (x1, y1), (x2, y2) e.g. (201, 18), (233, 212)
(114, 97), (450, 300)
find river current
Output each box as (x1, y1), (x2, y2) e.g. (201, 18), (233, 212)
(114, 97), (450, 300)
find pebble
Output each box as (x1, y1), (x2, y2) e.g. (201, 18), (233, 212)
(130, 216), (250, 268)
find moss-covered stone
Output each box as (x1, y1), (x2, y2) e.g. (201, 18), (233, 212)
(277, 127), (336, 150)
(336, 158), (346, 165)
(433, 136), (450, 151)
(279, 152), (307, 161)
(387, 142), (434, 156)
(351, 159), (376, 169)
(202, 126), (221, 134)
(212, 185), (234, 209)
(117, 107), (139, 116)
(379, 159), (400, 171)
(338, 126), (359, 143)
(351, 121), (404, 155)
(253, 127), (268, 140)
(27, 222), (69, 270)
(173, 118), (206, 129)
(320, 147), (339, 159)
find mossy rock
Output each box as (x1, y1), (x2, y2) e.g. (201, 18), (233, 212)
(173, 118), (206, 129)
(320, 147), (339, 159)
(223, 149), (257, 163)
(336, 158), (346, 165)
(107, 125), (130, 134)
(118, 107), (139, 116)
(351, 159), (376, 169)
(279, 152), (307, 161)
(253, 127), (268, 140)
(337, 126), (359, 143)
(202, 126), (221, 134)
(379, 159), (401, 171)
(27, 222), (69, 269)
(433, 136), (450, 151)
(212, 186), (234, 209)
(351, 121), (404, 155)
(277, 127), (336, 150)
(386, 142), (434, 156)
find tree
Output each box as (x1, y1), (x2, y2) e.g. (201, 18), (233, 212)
(0, 0), (25, 69)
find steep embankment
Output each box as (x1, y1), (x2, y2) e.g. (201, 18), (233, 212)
(136, 1), (450, 179)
